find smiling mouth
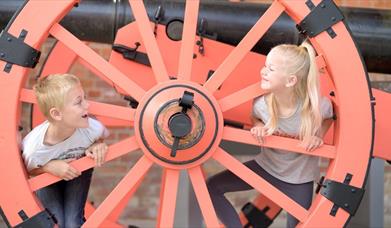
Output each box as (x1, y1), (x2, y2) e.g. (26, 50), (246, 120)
(82, 114), (88, 118)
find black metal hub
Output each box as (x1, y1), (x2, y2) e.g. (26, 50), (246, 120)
(169, 91), (194, 157)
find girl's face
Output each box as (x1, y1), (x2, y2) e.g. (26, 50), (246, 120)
(260, 51), (290, 92)
(59, 84), (90, 128)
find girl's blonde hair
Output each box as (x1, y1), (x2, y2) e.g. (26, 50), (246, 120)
(265, 41), (322, 143)
(33, 73), (80, 121)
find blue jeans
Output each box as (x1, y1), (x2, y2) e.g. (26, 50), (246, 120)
(207, 160), (313, 228)
(36, 168), (93, 228)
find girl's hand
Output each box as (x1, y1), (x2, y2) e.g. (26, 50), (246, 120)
(302, 136), (324, 152)
(250, 125), (268, 144)
(85, 142), (108, 167)
(43, 159), (81, 181)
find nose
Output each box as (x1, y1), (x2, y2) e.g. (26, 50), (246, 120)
(260, 66), (267, 76)
(84, 100), (90, 109)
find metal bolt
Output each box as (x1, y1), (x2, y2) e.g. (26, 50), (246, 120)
(351, 188), (356, 193)
(344, 203), (349, 208)
(331, 17), (336, 22)
(7, 37), (12, 41)
(5, 64), (11, 69)
(0, 53), (4, 57)
(321, 3), (325, 8)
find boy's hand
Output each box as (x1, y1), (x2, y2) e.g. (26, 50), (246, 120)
(85, 142), (108, 167)
(301, 136), (324, 152)
(250, 125), (268, 144)
(43, 159), (81, 181)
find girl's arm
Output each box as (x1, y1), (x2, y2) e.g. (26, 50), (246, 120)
(304, 118), (334, 151)
(250, 115), (267, 144)
(317, 118), (334, 138)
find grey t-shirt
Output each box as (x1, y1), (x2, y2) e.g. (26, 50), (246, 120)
(252, 96), (333, 184)
(22, 117), (109, 171)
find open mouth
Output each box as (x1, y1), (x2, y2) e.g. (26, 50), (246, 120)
(81, 114), (88, 118)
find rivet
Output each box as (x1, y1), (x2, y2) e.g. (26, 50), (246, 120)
(331, 17), (336, 22)
(0, 53), (5, 57)
(344, 203), (349, 208)
(7, 37), (12, 42)
(321, 3), (325, 8)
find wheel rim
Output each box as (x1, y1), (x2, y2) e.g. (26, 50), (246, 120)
(0, 1), (374, 227)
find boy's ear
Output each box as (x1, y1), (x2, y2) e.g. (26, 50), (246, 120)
(286, 75), (298, 87)
(49, 107), (62, 121)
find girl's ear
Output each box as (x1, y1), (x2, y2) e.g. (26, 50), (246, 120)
(286, 75), (298, 87)
(49, 107), (62, 121)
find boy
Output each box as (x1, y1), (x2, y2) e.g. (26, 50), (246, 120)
(22, 73), (109, 228)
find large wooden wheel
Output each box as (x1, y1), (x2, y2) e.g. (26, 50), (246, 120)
(0, 1), (374, 227)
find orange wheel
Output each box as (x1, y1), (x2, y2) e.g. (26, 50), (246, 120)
(0, 1), (374, 227)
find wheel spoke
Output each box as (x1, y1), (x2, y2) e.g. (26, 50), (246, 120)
(49, 23), (145, 101)
(29, 136), (140, 191)
(223, 126), (336, 159)
(82, 156), (153, 228)
(128, 0), (170, 83)
(219, 82), (264, 112)
(156, 169), (180, 228)
(177, 0), (200, 81)
(20, 88), (135, 122)
(203, 1), (284, 93)
(188, 166), (220, 228)
(213, 147), (308, 222)
(77, 57), (117, 88)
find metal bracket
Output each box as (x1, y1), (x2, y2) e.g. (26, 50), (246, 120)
(0, 29), (41, 73)
(123, 95), (139, 109)
(0, 207), (56, 228)
(296, 0), (344, 38)
(112, 43), (151, 67)
(319, 175), (365, 216)
(196, 18), (218, 56)
(153, 5), (163, 36)
(241, 202), (273, 228)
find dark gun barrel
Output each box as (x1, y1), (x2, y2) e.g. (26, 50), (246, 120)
(1, 0), (390, 73)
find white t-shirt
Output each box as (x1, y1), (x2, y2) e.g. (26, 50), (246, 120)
(252, 96), (333, 184)
(22, 118), (109, 171)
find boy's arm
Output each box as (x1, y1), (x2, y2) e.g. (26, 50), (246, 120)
(28, 159), (81, 181)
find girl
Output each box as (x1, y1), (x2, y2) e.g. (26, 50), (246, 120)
(207, 41), (334, 228)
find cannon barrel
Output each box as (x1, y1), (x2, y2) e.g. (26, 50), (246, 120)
(1, 0), (391, 74)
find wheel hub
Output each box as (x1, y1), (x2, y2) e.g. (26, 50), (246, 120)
(134, 81), (223, 168)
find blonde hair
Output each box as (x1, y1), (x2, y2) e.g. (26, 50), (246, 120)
(265, 41), (322, 143)
(33, 73), (80, 121)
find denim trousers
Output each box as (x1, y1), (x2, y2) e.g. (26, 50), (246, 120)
(207, 160), (313, 228)
(36, 168), (93, 228)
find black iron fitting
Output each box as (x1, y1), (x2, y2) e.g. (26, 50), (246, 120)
(241, 202), (274, 228)
(319, 176), (365, 216)
(123, 95), (139, 109)
(153, 5), (163, 36)
(169, 91), (194, 157)
(297, 0), (344, 38)
(0, 29), (40, 73)
(12, 209), (57, 228)
(112, 43), (151, 67)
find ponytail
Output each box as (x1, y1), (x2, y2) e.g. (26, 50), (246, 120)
(299, 41), (322, 143)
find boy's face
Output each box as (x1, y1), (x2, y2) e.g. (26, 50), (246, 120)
(58, 84), (89, 128)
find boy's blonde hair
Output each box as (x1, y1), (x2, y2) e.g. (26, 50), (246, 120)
(33, 74), (80, 121)
(265, 41), (322, 143)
